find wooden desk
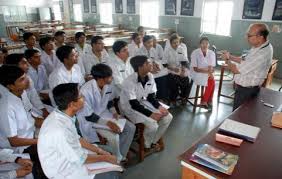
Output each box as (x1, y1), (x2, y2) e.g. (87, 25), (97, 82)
(179, 88), (282, 179)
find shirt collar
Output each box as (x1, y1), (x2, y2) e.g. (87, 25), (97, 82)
(137, 73), (149, 83)
(55, 109), (76, 124)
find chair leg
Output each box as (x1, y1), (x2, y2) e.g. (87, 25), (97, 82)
(193, 85), (200, 113)
(201, 86), (205, 97)
(136, 123), (145, 162)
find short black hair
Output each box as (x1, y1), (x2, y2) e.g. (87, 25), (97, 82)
(170, 34), (180, 43)
(24, 49), (40, 60)
(137, 26), (144, 32)
(53, 83), (79, 111)
(5, 53), (25, 66)
(0, 65), (25, 87)
(23, 32), (34, 41)
(91, 63), (112, 79)
(91, 36), (104, 46)
(54, 31), (66, 37)
(39, 36), (53, 49)
(143, 35), (153, 43)
(75, 32), (86, 41)
(200, 37), (209, 44)
(56, 45), (75, 63)
(130, 55), (148, 72)
(132, 33), (139, 40)
(112, 41), (128, 54)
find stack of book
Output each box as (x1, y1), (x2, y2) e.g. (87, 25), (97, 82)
(190, 144), (239, 175)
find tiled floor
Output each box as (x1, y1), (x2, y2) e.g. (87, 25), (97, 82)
(120, 76), (281, 179)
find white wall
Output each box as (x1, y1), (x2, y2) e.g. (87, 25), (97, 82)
(108, 0), (278, 22)
(0, 0), (51, 7)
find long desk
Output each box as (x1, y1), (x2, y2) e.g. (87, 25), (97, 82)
(179, 88), (282, 179)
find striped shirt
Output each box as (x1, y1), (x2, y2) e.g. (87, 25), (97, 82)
(234, 41), (273, 87)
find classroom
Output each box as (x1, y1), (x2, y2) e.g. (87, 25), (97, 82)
(0, 0), (281, 179)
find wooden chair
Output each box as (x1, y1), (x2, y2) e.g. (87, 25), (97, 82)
(188, 83), (205, 113)
(262, 59), (278, 88)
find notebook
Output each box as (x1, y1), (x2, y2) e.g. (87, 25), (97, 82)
(218, 119), (261, 142)
(86, 162), (123, 175)
(190, 144), (239, 175)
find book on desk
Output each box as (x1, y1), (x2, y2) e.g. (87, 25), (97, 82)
(218, 119), (261, 142)
(190, 144), (239, 175)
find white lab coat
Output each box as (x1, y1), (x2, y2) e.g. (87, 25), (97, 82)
(119, 72), (157, 123)
(154, 43), (164, 60)
(38, 110), (94, 179)
(128, 41), (142, 57)
(74, 43), (92, 56)
(27, 65), (49, 92)
(40, 50), (62, 76)
(81, 49), (109, 75)
(0, 87), (35, 153)
(18, 46), (41, 54)
(49, 64), (85, 106)
(163, 46), (189, 72)
(165, 41), (188, 58)
(25, 76), (45, 111)
(190, 48), (216, 86)
(136, 46), (168, 78)
(77, 79), (114, 143)
(108, 56), (134, 96)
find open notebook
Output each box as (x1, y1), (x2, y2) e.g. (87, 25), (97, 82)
(85, 162), (123, 175)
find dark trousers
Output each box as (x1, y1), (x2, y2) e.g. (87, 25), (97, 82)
(168, 74), (191, 101)
(233, 85), (260, 111)
(155, 75), (169, 101)
(23, 145), (48, 179)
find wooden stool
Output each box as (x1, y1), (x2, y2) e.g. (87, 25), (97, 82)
(188, 84), (205, 113)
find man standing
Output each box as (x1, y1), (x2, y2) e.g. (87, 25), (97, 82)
(221, 23), (273, 111)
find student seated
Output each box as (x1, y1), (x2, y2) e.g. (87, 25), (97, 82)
(128, 33), (142, 57)
(137, 26), (146, 39)
(81, 36), (110, 76)
(5, 53), (49, 118)
(38, 83), (120, 179)
(136, 35), (169, 102)
(108, 41), (134, 97)
(0, 65), (46, 178)
(0, 149), (33, 179)
(163, 34), (191, 105)
(77, 64), (135, 162)
(54, 30), (66, 50)
(74, 32), (92, 56)
(119, 56), (173, 151)
(25, 49), (49, 98)
(19, 32), (41, 53)
(49, 45), (85, 106)
(191, 37), (216, 108)
(39, 36), (61, 76)
(165, 32), (188, 58)
(152, 35), (164, 60)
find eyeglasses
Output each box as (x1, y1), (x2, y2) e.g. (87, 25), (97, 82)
(246, 33), (259, 38)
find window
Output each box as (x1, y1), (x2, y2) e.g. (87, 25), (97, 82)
(100, 1), (113, 24)
(140, 0), (159, 28)
(201, 0), (233, 36)
(52, 4), (62, 21)
(73, 4), (83, 22)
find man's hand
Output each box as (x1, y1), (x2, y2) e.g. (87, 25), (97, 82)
(158, 106), (169, 116)
(106, 121), (121, 134)
(16, 166), (32, 177)
(104, 155), (118, 165)
(16, 158), (33, 167)
(150, 112), (163, 122)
